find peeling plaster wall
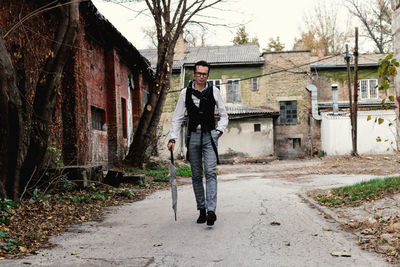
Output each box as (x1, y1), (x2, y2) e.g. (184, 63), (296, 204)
(219, 118), (274, 157)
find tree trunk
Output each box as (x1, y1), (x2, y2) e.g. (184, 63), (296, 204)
(0, 33), (24, 199)
(126, 43), (174, 168)
(16, 1), (80, 198)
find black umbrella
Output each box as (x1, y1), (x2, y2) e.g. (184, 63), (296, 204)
(169, 149), (177, 221)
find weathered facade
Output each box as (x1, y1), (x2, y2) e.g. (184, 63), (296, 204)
(141, 37), (395, 159)
(262, 51), (314, 158)
(141, 43), (279, 159)
(63, 3), (154, 166)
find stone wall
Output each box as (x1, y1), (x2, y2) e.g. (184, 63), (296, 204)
(262, 51), (316, 158)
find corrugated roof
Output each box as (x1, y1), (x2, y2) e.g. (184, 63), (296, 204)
(224, 103), (279, 118)
(310, 53), (384, 69)
(140, 44), (264, 70)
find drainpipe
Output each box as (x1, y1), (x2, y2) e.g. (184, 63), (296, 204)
(331, 84), (338, 115)
(306, 84), (322, 120)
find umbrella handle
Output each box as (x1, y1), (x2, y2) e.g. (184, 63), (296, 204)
(170, 149), (174, 165)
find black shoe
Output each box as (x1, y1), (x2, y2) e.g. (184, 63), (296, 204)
(197, 208), (207, 224)
(207, 211), (217, 226)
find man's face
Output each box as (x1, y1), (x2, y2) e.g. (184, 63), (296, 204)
(193, 65), (209, 85)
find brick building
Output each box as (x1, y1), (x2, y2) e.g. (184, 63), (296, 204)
(61, 2), (154, 166)
(1, 1), (154, 167)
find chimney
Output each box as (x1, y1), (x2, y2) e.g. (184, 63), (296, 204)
(174, 33), (185, 61)
(331, 84), (338, 115)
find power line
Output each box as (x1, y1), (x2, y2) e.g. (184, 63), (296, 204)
(167, 52), (344, 94)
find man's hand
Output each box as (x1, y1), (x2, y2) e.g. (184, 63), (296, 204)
(167, 139), (175, 151)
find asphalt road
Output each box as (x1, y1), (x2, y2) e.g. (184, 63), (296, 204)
(3, 165), (391, 267)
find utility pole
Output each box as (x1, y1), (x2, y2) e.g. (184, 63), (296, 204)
(352, 28), (359, 156)
(344, 44), (355, 155)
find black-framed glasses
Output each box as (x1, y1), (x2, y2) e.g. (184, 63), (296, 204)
(195, 72), (209, 77)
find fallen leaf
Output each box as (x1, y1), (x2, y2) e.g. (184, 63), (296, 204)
(322, 227), (332, 231)
(312, 233), (318, 236)
(47, 216), (52, 220)
(0, 257), (5, 260)
(285, 242), (291, 246)
(19, 246), (28, 253)
(153, 243), (163, 247)
(71, 251), (77, 255)
(270, 221), (280, 226)
(331, 251), (351, 257)
(80, 246), (88, 249)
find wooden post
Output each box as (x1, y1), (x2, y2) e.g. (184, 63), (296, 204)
(352, 28), (359, 156)
(345, 44), (354, 155)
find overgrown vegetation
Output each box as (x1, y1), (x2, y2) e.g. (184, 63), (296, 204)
(125, 166), (192, 184)
(0, 166), (179, 258)
(314, 176), (400, 206)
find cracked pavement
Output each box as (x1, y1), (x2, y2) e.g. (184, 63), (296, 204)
(2, 160), (395, 266)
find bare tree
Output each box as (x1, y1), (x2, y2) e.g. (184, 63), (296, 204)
(345, 0), (392, 53)
(296, 1), (352, 55)
(0, 1), (80, 199)
(143, 25), (208, 48)
(110, 0), (225, 167)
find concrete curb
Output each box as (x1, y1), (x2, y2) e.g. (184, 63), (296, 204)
(298, 192), (348, 226)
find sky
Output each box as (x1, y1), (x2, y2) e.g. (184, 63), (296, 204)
(92, 0), (367, 51)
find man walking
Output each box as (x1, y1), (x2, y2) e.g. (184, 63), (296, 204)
(167, 60), (228, 226)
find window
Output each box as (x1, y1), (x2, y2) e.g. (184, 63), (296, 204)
(121, 98), (127, 138)
(280, 101), (297, 124)
(290, 138), (301, 149)
(360, 79), (378, 100)
(208, 79), (221, 89)
(128, 75), (134, 91)
(252, 77), (258, 91)
(227, 79), (240, 103)
(91, 106), (105, 131)
(254, 124), (261, 132)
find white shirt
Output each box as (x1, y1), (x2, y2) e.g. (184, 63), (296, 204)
(169, 83), (229, 140)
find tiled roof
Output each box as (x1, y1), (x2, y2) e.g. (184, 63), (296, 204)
(224, 103), (279, 118)
(140, 44), (264, 70)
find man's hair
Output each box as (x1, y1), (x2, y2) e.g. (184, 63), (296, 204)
(194, 60), (210, 73)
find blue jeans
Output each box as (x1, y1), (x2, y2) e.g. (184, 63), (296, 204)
(188, 130), (218, 212)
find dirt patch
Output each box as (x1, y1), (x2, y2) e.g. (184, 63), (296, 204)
(219, 154), (400, 179)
